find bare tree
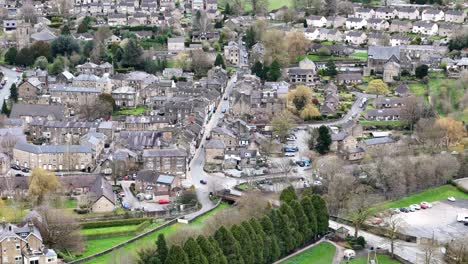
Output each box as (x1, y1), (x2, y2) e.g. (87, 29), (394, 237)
(20, 1), (38, 24)
(324, 173), (355, 215)
(192, 10), (211, 32)
(386, 214), (405, 258)
(400, 96), (433, 131)
(55, 0), (73, 17)
(0, 135), (21, 158)
(34, 206), (84, 253)
(347, 185), (376, 238)
(446, 236), (468, 264)
(421, 233), (438, 264)
(250, 0), (268, 15)
(77, 98), (113, 121)
(190, 50), (212, 77)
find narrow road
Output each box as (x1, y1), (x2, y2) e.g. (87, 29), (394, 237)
(329, 220), (445, 264)
(0, 66), (22, 108)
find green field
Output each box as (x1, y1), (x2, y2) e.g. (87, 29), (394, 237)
(407, 83), (427, 97)
(352, 51), (368, 59)
(342, 254), (401, 264)
(359, 120), (403, 127)
(218, 0), (292, 12)
(281, 242), (336, 264)
(372, 185), (468, 212)
(82, 203), (229, 264)
(113, 106), (146, 115)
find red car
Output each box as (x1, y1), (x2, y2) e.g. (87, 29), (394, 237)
(15, 68), (23, 73)
(158, 199), (170, 204)
(420, 204), (428, 209)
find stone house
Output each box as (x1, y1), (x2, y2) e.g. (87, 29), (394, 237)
(394, 82), (412, 97)
(383, 61), (400, 83)
(142, 148), (188, 177)
(412, 21), (438, 36)
(9, 104), (65, 123)
(224, 41), (239, 65)
(327, 16), (346, 28)
(112, 86), (138, 108)
(288, 57), (316, 84)
(366, 46), (401, 75)
(49, 85), (102, 105)
(80, 132), (107, 160)
(13, 142), (93, 171)
(368, 32), (390, 46)
(72, 74), (112, 93)
(28, 119), (99, 144)
(191, 31), (220, 42)
(421, 9), (444, 21)
(375, 7), (398, 20)
(367, 19), (389, 31)
(444, 10), (466, 23)
(108, 13), (127, 26)
(167, 37), (185, 52)
(345, 31), (367, 45)
(337, 72), (363, 85)
(330, 132), (358, 152)
(438, 24), (461, 37)
(135, 171), (177, 202)
(345, 18), (367, 30)
(397, 7), (419, 20)
(362, 136), (396, 150)
(89, 176), (115, 213)
(205, 139), (225, 164)
(374, 97), (406, 108)
(365, 108), (401, 120)
(354, 8), (375, 19)
(389, 20), (412, 33)
(211, 127), (238, 151)
(17, 78), (43, 103)
(0, 221), (57, 264)
(76, 62), (114, 76)
(307, 15), (327, 27)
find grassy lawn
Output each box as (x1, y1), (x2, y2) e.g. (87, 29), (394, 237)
(218, 0), (292, 11)
(352, 51), (368, 59)
(282, 242), (336, 264)
(342, 254), (401, 264)
(360, 120), (402, 127)
(304, 54), (366, 62)
(113, 106), (146, 115)
(82, 203), (230, 264)
(371, 185), (468, 212)
(64, 199), (77, 209)
(407, 83), (427, 97)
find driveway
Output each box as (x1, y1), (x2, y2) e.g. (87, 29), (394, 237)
(119, 181), (168, 212)
(0, 66), (22, 108)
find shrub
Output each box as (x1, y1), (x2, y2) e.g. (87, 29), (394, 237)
(81, 217), (153, 229)
(356, 236), (366, 247)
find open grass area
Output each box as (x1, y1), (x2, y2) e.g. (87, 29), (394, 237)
(371, 185), (468, 213)
(82, 203), (230, 264)
(407, 83), (427, 97)
(352, 51), (368, 59)
(113, 106), (146, 115)
(64, 199), (77, 209)
(218, 0), (292, 12)
(342, 254), (401, 264)
(282, 242), (336, 264)
(360, 120), (402, 127)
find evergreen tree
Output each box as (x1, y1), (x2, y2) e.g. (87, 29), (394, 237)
(279, 186), (298, 204)
(10, 83), (18, 103)
(214, 226), (244, 264)
(269, 210), (294, 255)
(1, 100), (9, 117)
(121, 38), (143, 68)
(224, 3), (231, 15)
(259, 216), (280, 262)
(231, 224), (255, 264)
(15, 47), (34, 66)
(251, 61), (265, 80)
(183, 237), (208, 264)
(197, 236), (222, 264)
(243, 27), (256, 49)
(315, 125), (332, 154)
(165, 245), (188, 264)
(279, 203), (301, 248)
(311, 195), (329, 235)
(267, 60), (281, 81)
(300, 196), (318, 239)
(324, 60), (337, 76)
(242, 221), (264, 264)
(157, 234), (169, 263)
(4, 47), (17, 65)
(137, 247), (161, 264)
(291, 200), (312, 244)
(214, 54), (225, 69)
(61, 24), (71, 35)
(208, 237), (228, 264)
(269, 236), (281, 261)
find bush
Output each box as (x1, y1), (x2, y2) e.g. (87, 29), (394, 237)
(74, 208), (89, 214)
(81, 217), (153, 229)
(356, 236), (366, 247)
(82, 220), (152, 239)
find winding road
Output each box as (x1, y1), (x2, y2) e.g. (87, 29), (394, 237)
(0, 66), (22, 108)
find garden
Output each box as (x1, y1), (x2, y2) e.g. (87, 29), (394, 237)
(281, 242), (336, 264)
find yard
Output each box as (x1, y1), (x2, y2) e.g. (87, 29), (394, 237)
(371, 185), (468, 213)
(113, 106), (146, 115)
(217, 0), (292, 12)
(281, 242), (336, 264)
(342, 254), (401, 264)
(82, 203), (230, 264)
(407, 83), (427, 97)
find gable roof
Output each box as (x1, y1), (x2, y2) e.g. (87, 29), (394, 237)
(10, 104), (65, 120)
(90, 176), (115, 205)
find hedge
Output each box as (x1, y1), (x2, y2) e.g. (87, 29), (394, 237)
(81, 217), (153, 229)
(83, 220), (152, 240)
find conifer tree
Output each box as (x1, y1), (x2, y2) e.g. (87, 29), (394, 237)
(183, 237), (208, 264)
(242, 221), (264, 264)
(165, 245), (188, 264)
(157, 234), (169, 263)
(231, 224), (255, 264)
(311, 195), (329, 235)
(214, 226), (244, 264)
(301, 196), (318, 239)
(291, 200), (312, 244)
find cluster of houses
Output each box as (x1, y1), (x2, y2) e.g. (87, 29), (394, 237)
(302, 7), (466, 45)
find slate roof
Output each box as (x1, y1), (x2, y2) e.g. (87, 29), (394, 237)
(14, 142), (92, 154)
(363, 136), (395, 146)
(50, 85), (102, 93)
(142, 148), (187, 157)
(368, 46), (400, 60)
(10, 104), (65, 120)
(90, 176), (115, 204)
(157, 175), (174, 185)
(206, 139), (226, 149)
(366, 108), (401, 117)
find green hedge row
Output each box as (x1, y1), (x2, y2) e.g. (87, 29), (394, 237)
(83, 220), (152, 240)
(81, 217), (153, 229)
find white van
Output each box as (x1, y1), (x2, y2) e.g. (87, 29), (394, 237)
(456, 213), (468, 222)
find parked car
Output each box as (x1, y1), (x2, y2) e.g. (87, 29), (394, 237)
(145, 194), (153, 200)
(284, 152), (295, 157)
(223, 96), (228, 100)
(408, 207), (415, 212)
(399, 207), (409, 213)
(11, 165), (21, 170)
(410, 204), (421, 210)
(21, 168), (29, 173)
(448, 197), (456, 202)
(391, 208), (401, 214)
(420, 201), (432, 209)
(200, 179), (207, 185)
(158, 199), (169, 204)
(221, 109), (226, 113)
(295, 161), (305, 167)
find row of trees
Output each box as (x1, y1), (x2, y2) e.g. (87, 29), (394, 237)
(139, 189), (329, 264)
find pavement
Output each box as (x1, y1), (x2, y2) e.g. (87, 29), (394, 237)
(329, 220), (445, 264)
(0, 66), (22, 108)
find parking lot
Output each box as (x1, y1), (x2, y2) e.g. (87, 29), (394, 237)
(391, 199), (468, 243)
